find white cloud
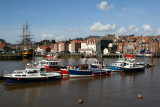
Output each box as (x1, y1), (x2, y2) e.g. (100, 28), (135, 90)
(42, 34), (66, 41)
(128, 25), (139, 33)
(97, 1), (114, 11)
(122, 8), (127, 12)
(55, 35), (66, 41)
(42, 34), (54, 39)
(117, 27), (126, 34)
(128, 25), (136, 30)
(157, 28), (160, 35)
(142, 24), (153, 35)
(90, 22), (116, 31)
(134, 28), (140, 33)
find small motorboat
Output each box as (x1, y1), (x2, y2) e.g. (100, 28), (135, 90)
(3, 68), (61, 83)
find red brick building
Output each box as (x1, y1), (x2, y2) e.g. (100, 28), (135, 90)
(69, 40), (82, 53)
(59, 41), (69, 52)
(117, 42), (123, 53)
(53, 42), (61, 52)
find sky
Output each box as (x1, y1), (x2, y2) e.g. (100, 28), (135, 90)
(0, 0), (160, 43)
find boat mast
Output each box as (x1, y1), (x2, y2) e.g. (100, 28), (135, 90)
(19, 21), (32, 50)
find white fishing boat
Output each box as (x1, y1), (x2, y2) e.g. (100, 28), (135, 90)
(90, 60), (101, 68)
(123, 62), (145, 73)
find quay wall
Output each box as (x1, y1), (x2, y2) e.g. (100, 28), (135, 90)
(1, 54), (158, 60)
(58, 54), (123, 58)
(0, 55), (23, 60)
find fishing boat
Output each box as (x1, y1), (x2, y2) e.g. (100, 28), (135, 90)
(21, 49), (34, 58)
(134, 54), (144, 58)
(123, 62), (145, 73)
(60, 65), (76, 76)
(3, 68), (61, 83)
(110, 62), (124, 72)
(27, 59), (61, 72)
(90, 60), (101, 68)
(46, 53), (54, 59)
(68, 64), (110, 77)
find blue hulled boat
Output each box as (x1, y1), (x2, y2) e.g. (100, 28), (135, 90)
(90, 60), (101, 68)
(110, 62), (124, 72)
(68, 64), (110, 77)
(3, 68), (61, 83)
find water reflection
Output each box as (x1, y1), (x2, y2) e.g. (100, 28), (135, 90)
(4, 80), (61, 91)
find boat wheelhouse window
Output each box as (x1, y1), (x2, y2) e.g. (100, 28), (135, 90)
(40, 68), (45, 71)
(22, 75), (26, 76)
(28, 70), (38, 73)
(15, 75), (21, 76)
(25, 70), (27, 73)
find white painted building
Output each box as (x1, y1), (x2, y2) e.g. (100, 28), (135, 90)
(78, 38), (97, 55)
(35, 46), (45, 55)
(103, 48), (109, 54)
(58, 43), (61, 52)
(68, 44), (72, 53)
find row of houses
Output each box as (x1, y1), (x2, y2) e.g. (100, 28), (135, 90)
(1, 35), (159, 55)
(36, 34), (160, 55)
(117, 35), (160, 55)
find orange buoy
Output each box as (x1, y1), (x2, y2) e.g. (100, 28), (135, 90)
(138, 94), (143, 99)
(78, 99), (83, 103)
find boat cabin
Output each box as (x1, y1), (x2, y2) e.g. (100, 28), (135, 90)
(78, 64), (89, 70)
(12, 68), (41, 77)
(125, 62), (136, 68)
(111, 62), (124, 67)
(93, 60), (101, 64)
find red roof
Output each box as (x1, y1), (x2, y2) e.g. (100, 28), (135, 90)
(87, 38), (95, 42)
(70, 40), (82, 43)
(132, 35), (137, 39)
(0, 43), (5, 48)
(39, 46), (47, 50)
(49, 46), (54, 49)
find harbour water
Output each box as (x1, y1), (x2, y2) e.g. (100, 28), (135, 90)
(0, 58), (160, 106)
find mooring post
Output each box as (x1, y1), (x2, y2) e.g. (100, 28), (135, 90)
(101, 54), (103, 69)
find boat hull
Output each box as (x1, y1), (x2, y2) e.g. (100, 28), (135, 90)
(61, 69), (69, 76)
(110, 66), (123, 72)
(4, 76), (61, 83)
(68, 69), (93, 77)
(123, 67), (145, 73)
(90, 64), (100, 68)
(68, 69), (108, 77)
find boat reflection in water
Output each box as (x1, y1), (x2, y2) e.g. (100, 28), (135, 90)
(4, 80), (61, 91)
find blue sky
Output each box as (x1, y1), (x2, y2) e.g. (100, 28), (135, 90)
(0, 0), (160, 43)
